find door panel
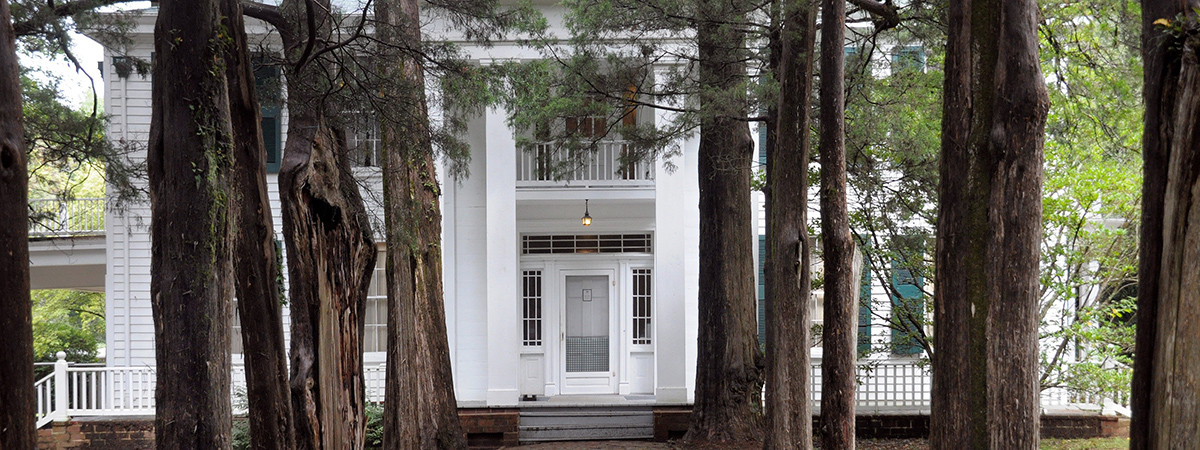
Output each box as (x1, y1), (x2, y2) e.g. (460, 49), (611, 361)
(565, 275), (609, 373)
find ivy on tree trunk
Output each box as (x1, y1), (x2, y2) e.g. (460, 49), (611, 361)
(147, 0), (236, 447)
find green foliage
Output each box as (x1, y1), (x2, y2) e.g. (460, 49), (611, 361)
(31, 290), (105, 363)
(232, 403), (384, 449)
(21, 68), (146, 212)
(22, 71), (109, 198)
(231, 418), (250, 450)
(1040, 438), (1130, 450)
(363, 403), (384, 448)
(841, 18), (944, 361)
(1036, 0), (1141, 405)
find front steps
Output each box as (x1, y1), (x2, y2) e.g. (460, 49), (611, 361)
(518, 406), (655, 442)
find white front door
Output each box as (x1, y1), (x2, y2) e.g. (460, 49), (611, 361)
(561, 274), (617, 394)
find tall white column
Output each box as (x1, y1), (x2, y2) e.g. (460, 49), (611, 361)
(485, 105), (520, 406)
(653, 66), (692, 403)
(429, 77), (457, 379)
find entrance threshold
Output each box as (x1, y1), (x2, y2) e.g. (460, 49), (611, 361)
(519, 394), (657, 408)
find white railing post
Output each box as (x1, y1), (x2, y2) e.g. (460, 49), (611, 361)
(53, 351), (70, 422)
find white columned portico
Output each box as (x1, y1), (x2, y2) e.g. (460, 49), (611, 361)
(653, 66), (691, 403)
(485, 104), (521, 406)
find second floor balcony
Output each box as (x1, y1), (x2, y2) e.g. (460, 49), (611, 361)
(517, 141), (655, 189)
(28, 198), (105, 239)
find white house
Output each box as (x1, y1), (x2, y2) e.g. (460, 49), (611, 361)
(62, 2), (932, 416)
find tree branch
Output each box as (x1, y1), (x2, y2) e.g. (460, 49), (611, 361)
(11, 0), (133, 37)
(241, 0), (287, 32)
(846, 0), (899, 32)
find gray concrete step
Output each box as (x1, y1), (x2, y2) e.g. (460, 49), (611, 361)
(519, 406), (655, 442)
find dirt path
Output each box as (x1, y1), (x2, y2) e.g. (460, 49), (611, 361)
(506, 439), (930, 449)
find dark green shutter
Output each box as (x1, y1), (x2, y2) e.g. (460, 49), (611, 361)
(253, 59), (283, 173)
(891, 46), (926, 73)
(858, 253), (872, 355)
(758, 235), (766, 348)
(890, 261), (924, 355)
(758, 123), (768, 167)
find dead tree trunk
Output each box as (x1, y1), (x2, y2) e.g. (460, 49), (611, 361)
(375, 0), (467, 448)
(0, 1), (34, 447)
(763, 0), (817, 448)
(686, 0), (764, 444)
(279, 115), (375, 449)
(817, 0), (857, 447)
(1131, 2), (1200, 447)
(147, 0), (235, 447)
(931, 0), (1048, 448)
(221, 0), (294, 447)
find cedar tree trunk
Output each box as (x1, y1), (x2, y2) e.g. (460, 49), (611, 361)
(686, 0), (764, 443)
(222, 0), (294, 447)
(1131, 1), (1200, 446)
(375, 0), (467, 447)
(147, 0), (235, 447)
(931, 0), (1048, 448)
(817, 0), (857, 447)
(930, 0), (976, 446)
(0, 0), (34, 447)
(763, 0), (817, 448)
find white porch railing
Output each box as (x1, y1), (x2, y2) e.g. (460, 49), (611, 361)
(34, 352), (389, 428)
(35, 354), (1122, 427)
(28, 198), (105, 237)
(516, 142), (655, 187)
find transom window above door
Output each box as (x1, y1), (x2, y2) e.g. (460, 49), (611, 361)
(521, 233), (652, 255)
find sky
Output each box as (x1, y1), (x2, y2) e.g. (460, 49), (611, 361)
(20, 1), (156, 109)
(22, 33), (106, 109)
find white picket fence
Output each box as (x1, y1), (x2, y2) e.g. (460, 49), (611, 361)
(34, 353), (1123, 428)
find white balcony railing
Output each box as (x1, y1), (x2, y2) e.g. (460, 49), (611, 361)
(28, 198), (105, 238)
(517, 142), (655, 187)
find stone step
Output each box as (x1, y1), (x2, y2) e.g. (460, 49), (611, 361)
(518, 406), (655, 442)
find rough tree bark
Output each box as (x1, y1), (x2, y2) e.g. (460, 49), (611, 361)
(686, 0), (764, 444)
(763, 0), (817, 448)
(279, 118), (375, 450)
(930, 0), (978, 446)
(278, 112), (375, 449)
(239, 2), (379, 447)
(1131, 2), (1200, 447)
(931, 0), (1048, 448)
(258, 2), (377, 448)
(147, 0), (235, 447)
(817, 0), (857, 447)
(375, 0), (467, 447)
(221, 0), (294, 447)
(0, 0), (35, 447)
